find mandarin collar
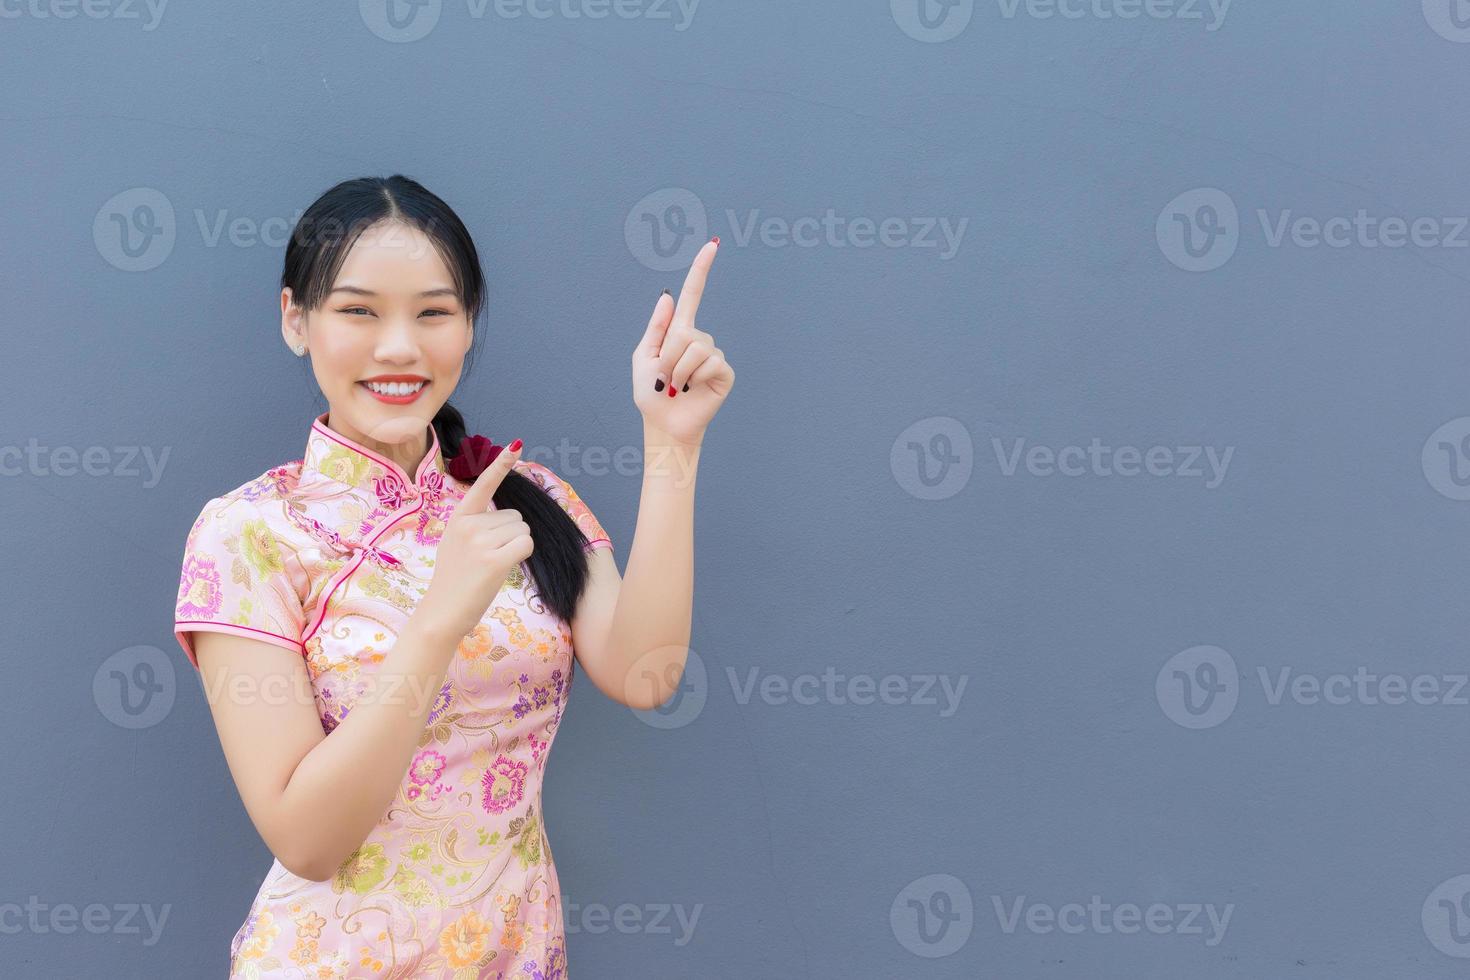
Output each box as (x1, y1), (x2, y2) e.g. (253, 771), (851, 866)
(299, 410), (449, 506)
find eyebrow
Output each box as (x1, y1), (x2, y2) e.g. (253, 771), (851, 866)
(329, 286), (459, 299)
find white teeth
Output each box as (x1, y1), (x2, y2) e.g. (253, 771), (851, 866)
(364, 381), (425, 396)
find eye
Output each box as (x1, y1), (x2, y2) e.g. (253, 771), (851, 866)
(338, 306), (372, 316)
(420, 308), (453, 318)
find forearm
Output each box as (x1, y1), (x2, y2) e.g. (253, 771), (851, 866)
(275, 614), (457, 880)
(604, 423), (700, 706)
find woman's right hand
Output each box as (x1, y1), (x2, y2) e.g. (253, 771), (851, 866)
(416, 439), (532, 643)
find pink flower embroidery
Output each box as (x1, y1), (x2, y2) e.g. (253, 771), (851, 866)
(481, 755), (528, 814)
(410, 749), (447, 786)
(373, 472), (406, 510)
(176, 554), (223, 619)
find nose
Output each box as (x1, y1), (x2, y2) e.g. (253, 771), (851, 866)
(373, 316), (422, 364)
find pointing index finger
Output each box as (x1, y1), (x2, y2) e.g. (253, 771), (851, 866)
(673, 237), (719, 328)
(455, 439), (522, 516)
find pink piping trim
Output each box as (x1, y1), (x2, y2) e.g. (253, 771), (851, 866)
(300, 411), (441, 647)
(174, 622), (305, 670)
(302, 494), (426, 647)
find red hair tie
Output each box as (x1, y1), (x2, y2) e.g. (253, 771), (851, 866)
(447, 434), (505, 482)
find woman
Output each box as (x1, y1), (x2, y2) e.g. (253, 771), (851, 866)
(172, 175), (733, 977)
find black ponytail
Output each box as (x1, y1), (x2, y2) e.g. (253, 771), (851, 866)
(283, 175), (595, 624)
(431, 401), (595, 624)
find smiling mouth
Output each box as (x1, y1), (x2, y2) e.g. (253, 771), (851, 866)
(359, 379), (429, 402)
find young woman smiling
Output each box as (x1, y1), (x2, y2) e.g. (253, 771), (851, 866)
(172, 175), (733, 976)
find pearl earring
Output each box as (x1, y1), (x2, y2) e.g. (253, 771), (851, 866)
(292, 342), (306, 356)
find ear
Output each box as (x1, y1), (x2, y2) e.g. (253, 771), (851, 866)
(281, 288), (304, 349)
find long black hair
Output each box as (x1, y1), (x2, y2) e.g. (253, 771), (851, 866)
(280, 175), (595, 625)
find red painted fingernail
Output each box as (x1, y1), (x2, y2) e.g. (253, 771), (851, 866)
(711, 236), (720, 246)
(668, 383), (677, 397)
(508, 439), (522, 452)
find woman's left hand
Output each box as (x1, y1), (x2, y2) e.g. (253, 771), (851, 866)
(632, 238), (735, 446)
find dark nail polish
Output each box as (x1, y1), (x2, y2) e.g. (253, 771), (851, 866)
(654, 378), (665, 392)
(661, 288), (672, 297)
(682, 383), (689, 392)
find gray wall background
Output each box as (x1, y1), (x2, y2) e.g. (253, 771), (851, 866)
(5, 1), (1470, 977)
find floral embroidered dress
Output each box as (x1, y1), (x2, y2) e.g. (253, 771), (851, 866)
(173, 411), (612, 979)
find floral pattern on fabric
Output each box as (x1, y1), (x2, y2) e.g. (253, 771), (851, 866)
(173, 411), (612, 977)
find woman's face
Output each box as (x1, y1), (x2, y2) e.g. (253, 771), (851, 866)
(281, 220), (472, 465)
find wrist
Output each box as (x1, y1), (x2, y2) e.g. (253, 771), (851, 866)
(403, 604), (462, 660)
(643, 421), (703, 450)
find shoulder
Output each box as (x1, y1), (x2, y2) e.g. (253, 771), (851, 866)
(512, 458), (612, 551)
(182, 459), (304, 546)
(512, 458), (597, 511)
(513, 458), (568, 496)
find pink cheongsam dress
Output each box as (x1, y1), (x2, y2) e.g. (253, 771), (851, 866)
(173, 411), (613, 978)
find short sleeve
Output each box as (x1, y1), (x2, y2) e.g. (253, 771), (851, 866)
(518, 460), (613, 555)
(173, 495), (307, 669)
